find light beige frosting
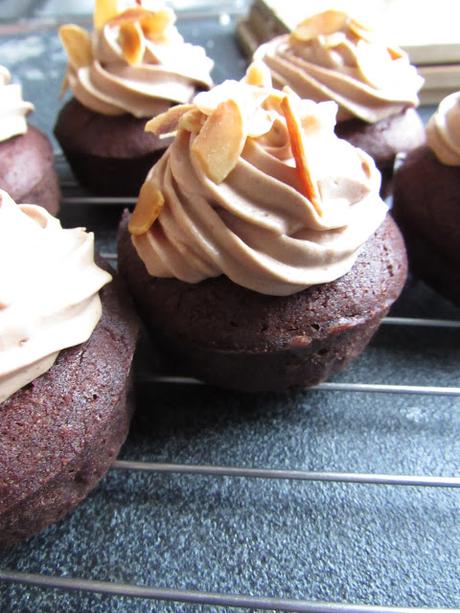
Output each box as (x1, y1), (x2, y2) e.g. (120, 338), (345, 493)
(131, 78), (388, 296)
(254, 15), (423, 123)
(426, 91), (460, 166)
(65, 3), (213, 118)
(0, 191), (112, 404)
(0, 66), (34, 142)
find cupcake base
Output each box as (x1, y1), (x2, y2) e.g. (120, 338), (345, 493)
(118, 213), (407, 393)
(0, 270), (138, 548)
(392, 144), (460, 305)
(335, 108), (425, 196)
(0, 126), (60, 215)
(54, 98), (172, 196)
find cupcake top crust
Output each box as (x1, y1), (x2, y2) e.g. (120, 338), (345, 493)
(426, 91), (460, 166)
(128, 65), (387, 296)
(254, 10), (423, 123)
(0, 66), (34, 142)
(59, 0), (214, 119)
(0, 191), (112, 403)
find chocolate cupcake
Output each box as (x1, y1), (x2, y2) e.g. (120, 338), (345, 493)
(118, 70), (407, 392)
(393, 91), (460, 305)
(0, 191), (138, 547)
(253, 10), (425, 193)
(54, 0), (213, 196)
(0, 66), (60, 215)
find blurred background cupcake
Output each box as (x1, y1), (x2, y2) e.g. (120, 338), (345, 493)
(0, 65), (60, 214)
(54, 0), (214, 196)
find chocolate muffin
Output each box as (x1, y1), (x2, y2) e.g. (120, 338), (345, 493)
(117, 75), (407, 392)
(0, 193), (138, 547)
(54, 1), (213, 196)
(392, 92), (460, 306)
(254, 10), (425, 193)
(0, 66), (59, 214)
(119, 213), (406, 392)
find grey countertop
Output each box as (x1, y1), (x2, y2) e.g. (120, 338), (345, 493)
(0, 6), (459, 612)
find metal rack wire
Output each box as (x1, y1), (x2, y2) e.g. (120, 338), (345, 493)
(1, 168), (460, 612)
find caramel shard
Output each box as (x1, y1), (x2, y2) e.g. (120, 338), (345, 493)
(59, 24), (92, 70)
(94, 0), (121, 29)
(119, 20), (145, 65)
(244, 62), (272, 88)
(291, 10), (348, 43)
(129, 182), (165, 236)
(145, 104), (194, 135)
(178, 109), (206, 133)
(191, 99), (246, 184)
(281, 96), (322, 216)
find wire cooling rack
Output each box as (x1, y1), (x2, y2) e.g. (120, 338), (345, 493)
(1, 156), (460, 612)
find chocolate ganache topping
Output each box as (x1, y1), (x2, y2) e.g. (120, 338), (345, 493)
(127, 64), (388, 296)
(254, 10), (423, 123)
(59, 0), (213, 118)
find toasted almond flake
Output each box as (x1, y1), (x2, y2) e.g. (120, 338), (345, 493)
(129, 181), (165, 236)
(94, 0), (122, 29)
(191, 99), (246, 184)
(178, 109), (207, 133)
(387, 45), (405, 60)
(291, 10), (348, 43)
(280, 96), (322, 216)
(244, 62), (272, 88)
(59, 69), (70, 98)
(59, 24), (92, 70)
(348, 19), (373, 42)
(145, 104), (194, 135)
(119, 20), (145, 65)
(141, 9), (175, 40)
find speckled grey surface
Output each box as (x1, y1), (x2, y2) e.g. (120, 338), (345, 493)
(0, 6), (460, 613)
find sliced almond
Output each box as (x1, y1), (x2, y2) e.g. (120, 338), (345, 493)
(119, 20), (145, 65)
(178, 109), (207, 133)
(244, 62), (272, 88)
(387, 45), (405, 60)
(141, 8), (175, 40)
(60, 69), (70, 98)
(191, 99), (246, 184)
(59, 24), (92, 70)
(348, 17), (373, 41)
(145, 104), (194, 135)
(94, 0), (122, 29)
(129, 181), (165, 236)
(280, 96), (322, 216)
(291, 10), (348, 43)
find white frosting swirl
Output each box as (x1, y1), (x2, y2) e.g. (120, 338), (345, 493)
(426, 91), (460, 166)
(0, 191), (112, 404)
(132, 81), (388, 296)
(66, 6), (213, 118)
(254, 21), (423, 123)
(0, 66), (34, 142)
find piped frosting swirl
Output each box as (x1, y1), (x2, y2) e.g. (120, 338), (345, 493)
(254, 10), (423, 123)
(0, 66), (34, 143)
(0, 191), (112, 404)
(128, 69), (388, 296)
(60, 1), (213, 118)
(426, 91), (460, 166)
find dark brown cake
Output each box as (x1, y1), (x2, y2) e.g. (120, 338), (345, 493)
(54, 98), (172, 196)
(392, 144), (460, 305)
(118, 212), (407, 393)
(0, 126), (60, 215)
(336, 108), (425, 196)
(0, 272), (138, 548)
